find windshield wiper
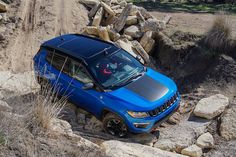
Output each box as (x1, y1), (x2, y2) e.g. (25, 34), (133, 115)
(112, 72), (144, 88)
(126, 73), (143, 83)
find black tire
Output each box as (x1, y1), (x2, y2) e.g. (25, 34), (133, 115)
(103, 112), (128, 138)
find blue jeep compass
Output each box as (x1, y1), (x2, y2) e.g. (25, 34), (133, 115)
(33, 34), (180, 137)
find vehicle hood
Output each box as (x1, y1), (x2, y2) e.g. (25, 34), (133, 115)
(106, 68), (177, 111)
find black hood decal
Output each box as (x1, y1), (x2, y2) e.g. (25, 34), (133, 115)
(125, 75), (169, 102)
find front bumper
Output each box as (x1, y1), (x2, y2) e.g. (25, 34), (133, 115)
(123, 97), (181, 133)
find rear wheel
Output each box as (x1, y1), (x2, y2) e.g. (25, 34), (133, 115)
(103, 113), (128, 138)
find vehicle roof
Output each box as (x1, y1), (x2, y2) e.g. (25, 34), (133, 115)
(41, 34), (120, 63)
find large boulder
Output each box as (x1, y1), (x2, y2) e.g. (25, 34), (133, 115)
(80, 0), (99, 8)
(48, 118), (74, 137)
(119, 0), (127, 7)
(154, 120), (209, 153)
(204, 140), (236, 157)
(141, 18), (162, 32)
(0, 1), (7, 13)
(132, 40), (150, 64)
(92, 7), (104, 27)
(125, 16), (138, 26)
(196, 132), (214, 149)
(85, 26), (99, 36)
(131, 6), (153, 19)
(101, 2), (115, 16)
(193, 94), (229, 119)
(139, 31), (155, 54)
(115, 39), (145, 64)
(88, 3), (101, 18)
(114, 4), (132, 32)
(102, 140), (187, 157)
(124, 25), (142, 38)
(181, 145), (202, 157)
(116, 39), (135, 55)
(98, 26), (110, 41)
(220, 103), (236, 140)
(84, 116), (103, 132)
(0, 71), (38, 95)
(47, 118), (104, 156)
(108, 28), (120, 41)
(0, 100), (12, 112)
(129, 133), (157, 146)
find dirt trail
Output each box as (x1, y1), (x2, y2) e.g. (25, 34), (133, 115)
(151, 11), (236, 38)
(1, 0), (89, 73)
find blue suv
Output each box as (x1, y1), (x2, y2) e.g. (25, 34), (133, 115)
(33, 34), (180, 137)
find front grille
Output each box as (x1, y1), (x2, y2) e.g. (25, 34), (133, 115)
(148, 92), (179, 117)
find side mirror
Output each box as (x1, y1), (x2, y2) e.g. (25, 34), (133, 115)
(82, 82), (94, 90)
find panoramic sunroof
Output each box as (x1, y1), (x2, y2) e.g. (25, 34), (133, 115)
(59, 36), (112, 58)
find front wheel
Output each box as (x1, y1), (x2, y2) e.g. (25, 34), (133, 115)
(103, 113), (128, 138)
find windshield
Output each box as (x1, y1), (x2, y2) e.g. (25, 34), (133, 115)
(89, 50), (145, 89)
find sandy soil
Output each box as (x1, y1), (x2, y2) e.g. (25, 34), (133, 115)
(0, 0), (89, 73)
(151, 11), (236, 38)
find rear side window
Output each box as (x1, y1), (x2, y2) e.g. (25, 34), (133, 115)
(46, 50), (69, 73)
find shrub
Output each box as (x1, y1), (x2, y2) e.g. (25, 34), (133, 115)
(0, 131), (7, 146)
(0, 114), (10, 146)
(203, 12), (232, 55)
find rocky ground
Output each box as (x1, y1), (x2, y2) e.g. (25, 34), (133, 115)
(0, 0), (236, 157)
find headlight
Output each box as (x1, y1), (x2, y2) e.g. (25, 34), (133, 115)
(127, 111), (149, 118)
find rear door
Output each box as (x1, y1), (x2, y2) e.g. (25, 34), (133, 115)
(41, 49), (105, 117)
(44, 50), (73, 96)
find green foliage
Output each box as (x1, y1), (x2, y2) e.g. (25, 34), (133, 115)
(132, 1), (236, 14)
(0, 131), (8, 146)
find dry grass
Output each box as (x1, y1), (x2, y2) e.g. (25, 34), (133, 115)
(26, 82), (68, 135)
(0, 111), (22, 147)
(203, 12), (232, 55)
(0, 114), (10, 147)
(25, 54), (71, 135)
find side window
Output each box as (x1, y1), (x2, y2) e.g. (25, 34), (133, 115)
(46, 50), (69, 73)
(70, 60), (92, 84)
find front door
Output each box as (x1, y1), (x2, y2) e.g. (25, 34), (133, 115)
(66, 59), (104, 117)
